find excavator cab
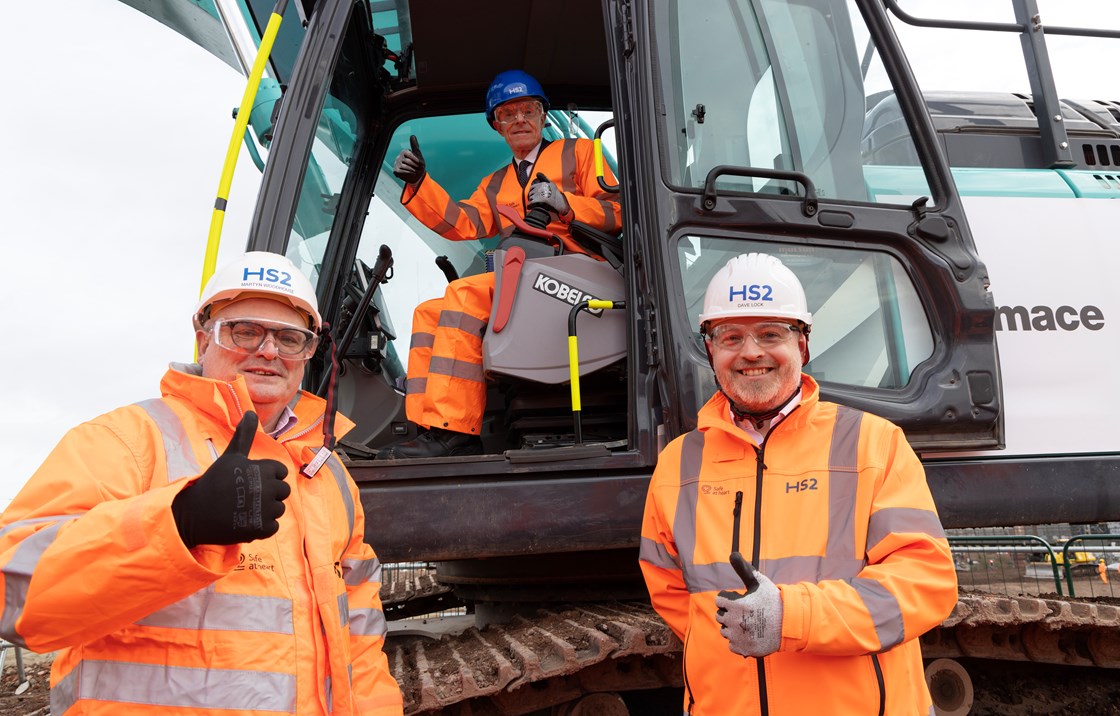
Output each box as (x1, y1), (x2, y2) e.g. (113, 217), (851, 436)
(141, 0), (1004, 519)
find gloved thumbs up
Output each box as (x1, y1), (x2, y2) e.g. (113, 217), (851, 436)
(171, 412), (291, 549)
(714, 552), (783, 658)
(392, 135), (426, 185)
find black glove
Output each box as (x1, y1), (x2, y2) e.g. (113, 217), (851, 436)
(526, 174), (572, 220)
(171, 412), (291, 549)
(392, 135), (426, 185)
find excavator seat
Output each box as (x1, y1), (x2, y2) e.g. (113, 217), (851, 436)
(482, 246), (627, 449)
(483, 250), (626, 384)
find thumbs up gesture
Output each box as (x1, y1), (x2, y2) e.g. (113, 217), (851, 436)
(392, 135), (426, 185)
(714, 554), (783, 658)
(171, 412), (291, 549)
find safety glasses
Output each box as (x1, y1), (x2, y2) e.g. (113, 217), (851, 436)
(210, 318), (319, 360)
(494, 100), (544, 126)
(706, 322), (800, 352)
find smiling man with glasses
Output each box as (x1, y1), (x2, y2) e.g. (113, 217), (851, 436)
(639, 253), (956, 715)
(0, 252), (403, 715)
(382, 70), (623, 459)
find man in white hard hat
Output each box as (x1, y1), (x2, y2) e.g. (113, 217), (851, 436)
(0, 252), (403, 715)
(639, 253), (956, 715)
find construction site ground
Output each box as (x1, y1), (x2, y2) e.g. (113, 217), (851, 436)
(3, 649), (1119, 715)
(0, 649), (49, 716)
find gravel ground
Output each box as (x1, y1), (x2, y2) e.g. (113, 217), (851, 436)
(0, 649), (51, 716)
(3, 650), (1119, 715)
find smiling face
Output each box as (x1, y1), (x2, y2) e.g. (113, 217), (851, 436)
(197, 297), (308, 431)
(709, 317), (806, 414)
(493, 99), (546, 160)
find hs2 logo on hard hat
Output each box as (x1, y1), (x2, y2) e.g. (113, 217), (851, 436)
(242, 267), (294, 291)
(729, 284), (774, 302)
(533, 273), (604, 316)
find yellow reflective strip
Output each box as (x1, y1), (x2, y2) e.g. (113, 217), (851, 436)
(568, 335), (582, 412)
(594, 138), (604, 178)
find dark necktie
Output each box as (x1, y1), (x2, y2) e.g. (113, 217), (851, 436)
(517, 160), (531, 187)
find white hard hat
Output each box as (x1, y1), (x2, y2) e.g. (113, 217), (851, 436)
(698, 253), (812, 327)
(194, 251), (321, 331)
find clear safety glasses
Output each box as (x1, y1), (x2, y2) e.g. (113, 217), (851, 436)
(210, 318), (319, 360)
(494, 100), (544, 126)
(706, 322), (800, 352)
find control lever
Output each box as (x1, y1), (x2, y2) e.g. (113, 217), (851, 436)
(434, 255), (459, 283)
(525, 172), (557, 230)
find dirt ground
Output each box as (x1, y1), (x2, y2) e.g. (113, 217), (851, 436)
(1, 652), (1118, 715)
(0, 650), (50, 716)
(963, 659), (1120, 716)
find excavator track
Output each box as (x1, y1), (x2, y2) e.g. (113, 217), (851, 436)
(380, 567), (460, 620)
(381, 579), (1120, 714)
(922, 591), (1120, 668)
(385, 601), (682, 715)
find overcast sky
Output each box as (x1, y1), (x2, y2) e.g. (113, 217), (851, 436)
(3, 0), (257, 507)
(1, 0), (1117, 510)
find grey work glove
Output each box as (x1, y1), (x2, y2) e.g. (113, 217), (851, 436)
(171, 412), (291, 549)
(392, 135), (426, 185)
(714, 557), (783, 658)
(526, 174), (572, 219)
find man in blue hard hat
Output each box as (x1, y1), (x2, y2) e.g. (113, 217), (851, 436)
(380, 70), (622, 459)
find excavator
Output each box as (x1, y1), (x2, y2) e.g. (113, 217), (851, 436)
(117, 0), (1120, 713)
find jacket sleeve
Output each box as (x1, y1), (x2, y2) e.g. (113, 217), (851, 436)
(778, 420), (958, 655)
(639, 440), (690, 642)
(565, 139), (622, 234)
(400, 172), (502, 242)
(0, 412), (239, 652)
(341, 473), (404, 715)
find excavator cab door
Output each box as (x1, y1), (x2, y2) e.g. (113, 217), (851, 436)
(615, 0), (1003, 454)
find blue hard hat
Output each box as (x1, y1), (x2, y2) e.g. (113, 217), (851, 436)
(485, 70), (550, 125)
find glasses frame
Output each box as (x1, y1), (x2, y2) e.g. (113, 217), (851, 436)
(704, 321), (801, 352)
(209, 318), (319, 360)
(493, 100), (545, 127)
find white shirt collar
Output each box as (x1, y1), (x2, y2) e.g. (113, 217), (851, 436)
(732, 388), (802, 444)
(516, 142), (544, 167)
(268, 404), (299, 438)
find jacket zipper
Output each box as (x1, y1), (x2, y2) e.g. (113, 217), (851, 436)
(683, 630), (695, 714)
(743, 440), (771, 714)
(872, 653), (885, 716)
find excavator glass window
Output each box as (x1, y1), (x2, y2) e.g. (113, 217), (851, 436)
(678, 238), (933, 389)
(655, 0), (931, 205)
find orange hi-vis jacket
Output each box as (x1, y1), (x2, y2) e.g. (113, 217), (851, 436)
(640, 375), (957, 715)
(0, 365), (403, 716)
(400, 137), (621, 254)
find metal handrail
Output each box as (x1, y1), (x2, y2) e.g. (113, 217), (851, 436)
(1061, 534), (1120, 597)
(948, 535), (1063, 596)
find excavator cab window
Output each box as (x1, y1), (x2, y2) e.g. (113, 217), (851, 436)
(679, 238), (933, 390)
(659, 0), (932, 204)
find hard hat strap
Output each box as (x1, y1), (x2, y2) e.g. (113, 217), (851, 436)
(703, 324), (807, 429)
(320, 322), (338, 453)
(300, 323), (338, 478)
(723, 384), (802, 431)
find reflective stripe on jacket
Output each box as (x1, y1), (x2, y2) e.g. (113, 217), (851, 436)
(640, 374), (956, 715)
(0, 364), (403, 715)
(401, 138), (621, 254)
